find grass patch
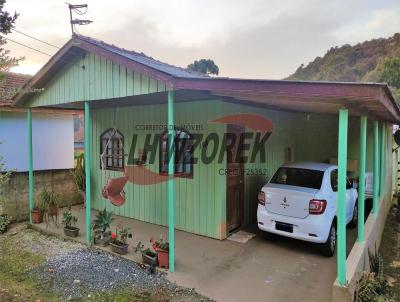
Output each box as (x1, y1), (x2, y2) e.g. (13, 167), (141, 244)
(81, 289), (170, 302)
(379, 205), (400, 300)
(0, 236), (57, 301)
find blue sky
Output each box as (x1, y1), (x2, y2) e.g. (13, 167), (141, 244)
(5, 0), (400, 79)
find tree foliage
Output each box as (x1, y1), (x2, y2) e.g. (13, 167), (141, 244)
(0, 0), (23, 78)
(187, 59), (219, 75)
(381, 57), (400, 88)
(287, 33), (400, 102)
(0, 0), (20, 216)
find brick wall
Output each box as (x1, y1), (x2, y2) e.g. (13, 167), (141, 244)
(1, 169), (83, 221)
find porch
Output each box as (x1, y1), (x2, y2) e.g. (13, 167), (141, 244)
(32, 205), (358, 302)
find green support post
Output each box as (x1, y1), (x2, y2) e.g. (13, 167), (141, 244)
(167, 90), (175, 272)
(358, 116), (367, 242)
(373, 121), (379, 214)
(337, 108), (348, 286)
(380, 123), (386, 198)
(84, 102), (91, 244)
(27, 108), (33, 224)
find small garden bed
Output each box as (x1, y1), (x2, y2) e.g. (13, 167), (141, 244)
(0, 224), (212, 301)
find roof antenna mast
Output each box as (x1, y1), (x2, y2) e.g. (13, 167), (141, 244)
(66, 3), (93, 36)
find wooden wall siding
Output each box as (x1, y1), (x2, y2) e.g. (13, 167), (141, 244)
(27, 52), (167, 108)
(90, 100), (227, 239)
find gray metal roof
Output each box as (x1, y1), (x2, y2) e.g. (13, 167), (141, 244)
(75, 34), (207, 79)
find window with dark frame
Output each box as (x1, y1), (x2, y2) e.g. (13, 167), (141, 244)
(159, 128), (193, 177)
(100, 128), (124, 171)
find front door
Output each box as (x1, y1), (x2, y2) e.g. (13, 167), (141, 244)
(226, 124), (244, 233)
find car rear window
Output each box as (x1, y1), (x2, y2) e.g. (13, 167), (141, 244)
(270, 167), (324, 189)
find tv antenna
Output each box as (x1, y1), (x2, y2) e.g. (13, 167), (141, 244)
(66, 3), (93, 35)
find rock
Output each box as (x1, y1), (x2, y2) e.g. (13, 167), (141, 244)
(390, 260), (400, 268)
(386, 275), (397, 287)
(73, 280), (81, 284)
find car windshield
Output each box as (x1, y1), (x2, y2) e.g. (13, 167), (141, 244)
(270, 167), (324, 189)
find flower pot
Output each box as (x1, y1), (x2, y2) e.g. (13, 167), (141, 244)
(155, 248), (169, 269)
(110, 242), (129, 255)
(142, 250), (158, 267)
(64, 226), (80, 237)
(94, 231), (111, 246)
(31, 209), (43, 224)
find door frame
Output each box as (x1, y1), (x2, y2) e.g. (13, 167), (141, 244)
(226, 124), (245, 234)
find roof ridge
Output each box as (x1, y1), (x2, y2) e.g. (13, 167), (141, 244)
(74, 34), (207, 78)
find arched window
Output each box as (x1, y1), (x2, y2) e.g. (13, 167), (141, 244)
(100, 128), (124, 170)
(159, 128), (193, 177)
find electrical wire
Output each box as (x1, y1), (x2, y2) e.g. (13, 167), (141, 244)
(11, 29), (60, 49)
(2, 36), (53, 56)
(2, 35), (86, 71)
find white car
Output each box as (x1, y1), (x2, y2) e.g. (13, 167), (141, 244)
(257, 162), (358, 257)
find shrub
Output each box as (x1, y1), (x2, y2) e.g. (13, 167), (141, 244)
(62, 210), (78, 229)
(0, 214), (10, 233)
(92, 208), (113, 238)
(71, 154), (85, 192)
(354, 248), (394, 302)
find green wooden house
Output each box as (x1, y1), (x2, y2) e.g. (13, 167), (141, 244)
(14, 35), (399, 280)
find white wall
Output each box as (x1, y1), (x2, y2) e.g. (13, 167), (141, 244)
(0, 111), (74, 171)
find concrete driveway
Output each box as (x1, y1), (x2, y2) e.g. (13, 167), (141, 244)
(170, 225), (357, 302)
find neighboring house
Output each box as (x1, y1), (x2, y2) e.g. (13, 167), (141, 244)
(13, 34), (399, 296)
(0, 72), (81, 219)
(73, 113), (84, 152)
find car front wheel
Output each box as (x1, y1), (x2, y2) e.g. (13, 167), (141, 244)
(320, 221), (336, 257)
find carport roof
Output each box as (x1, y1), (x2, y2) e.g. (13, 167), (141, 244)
(13, 34), (400, 124)
(171, 78), (400, 124)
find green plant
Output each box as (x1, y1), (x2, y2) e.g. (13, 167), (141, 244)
(354, 272), (393, 302)
(135, 241), (145, 253)
(150, 236), (169, 252)
(0, 214), (10, 233)
(62, 210), (78, 229)
(354, 247), (394, 302)
(71, 154), (85, 192)
(0, 142), (12, 220)
(111, 224), (132, 245)
(369, 245), (384, 279)
(39, 189), (59, 210)
(92, 208), (113, 238)
(32, 198), (46, 212)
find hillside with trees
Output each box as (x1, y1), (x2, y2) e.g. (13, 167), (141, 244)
(286, 33), (400, 101)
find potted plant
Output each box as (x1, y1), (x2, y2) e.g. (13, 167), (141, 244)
(71, 154), (86, 207)
(110, 224), (132, 255)
(142, 248), (158, 267)
(31, 199), (46, 224)
(135, 241), (158, 267)
(151, 236), (169, 269)
(62, 209), (79, 237)
(40, 189), (59, 216)
(92, 208), (113, 246)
